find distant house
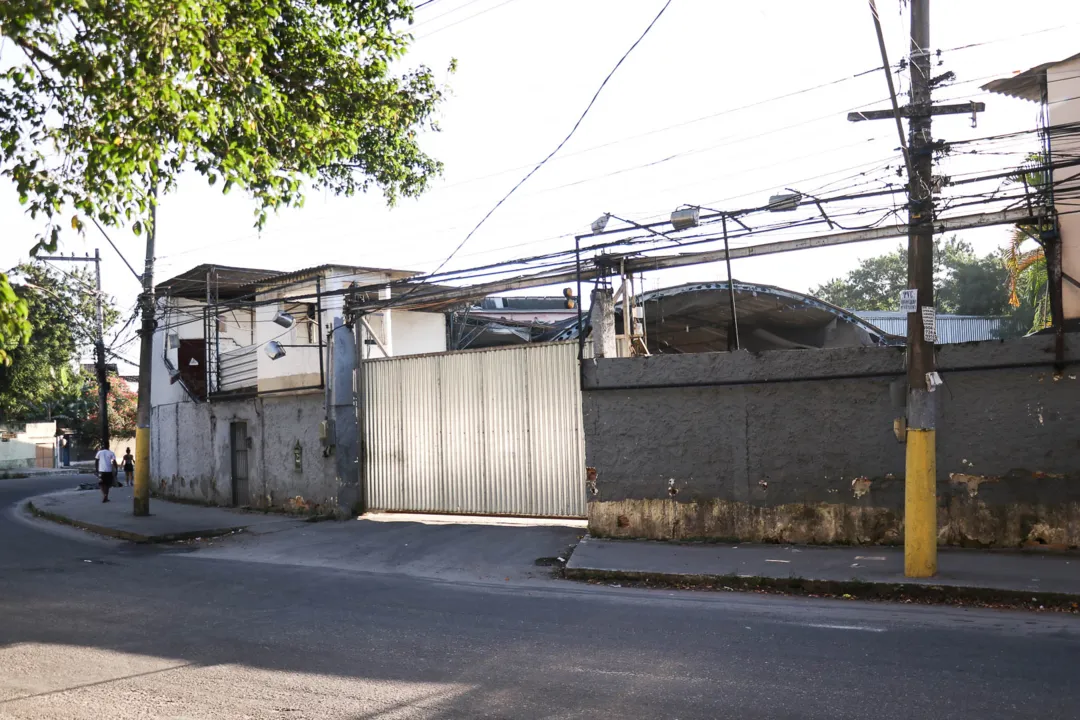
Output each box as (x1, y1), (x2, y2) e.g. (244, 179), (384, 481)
(450, 295), (577, 350)
(469, 295), (576, 324)
(983, 53), (1080, 321)
(0, 422), (57, 470)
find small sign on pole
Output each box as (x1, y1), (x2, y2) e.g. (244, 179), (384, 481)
(921, 306), (937, 343)
(900, 289), (918, 313)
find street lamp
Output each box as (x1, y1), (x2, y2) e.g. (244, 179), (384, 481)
(265, 340), (286, 360)
(272, 310), (295, 329)
(670, 207), (700, 231)
(767, 191), (801, 212)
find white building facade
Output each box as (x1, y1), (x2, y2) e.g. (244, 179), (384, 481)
(149, 263), (447, 513)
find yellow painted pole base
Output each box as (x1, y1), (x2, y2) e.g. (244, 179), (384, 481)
(133, 426), (150, 516)
(904, 428), (937, 577)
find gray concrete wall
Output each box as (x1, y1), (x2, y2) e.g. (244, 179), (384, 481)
(583, 335), (1080, 548)
(151, 392), (337, 514)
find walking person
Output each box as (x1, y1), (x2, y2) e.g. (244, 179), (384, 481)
(94, 446), (118, 503)
(122, 447), (135, 486)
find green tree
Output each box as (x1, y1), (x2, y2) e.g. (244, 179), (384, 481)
(70, 370), (138, 445)
(1, 0), (448, 348)
(0, 274), (30, 366)
(0, 263), (116, 421)
(813, 237), (986, 312)
(812, 236), (1033, 335)
(1003, 152), (1053, 333)
(1006, 227), (1049, 332)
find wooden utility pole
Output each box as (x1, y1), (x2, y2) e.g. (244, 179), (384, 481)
(133, 191), (157, 516)
(903, 0), (938, 578)
(38, 252), (110, 452)
(854, 0), (946, 577)
(92, 249), (110, 453)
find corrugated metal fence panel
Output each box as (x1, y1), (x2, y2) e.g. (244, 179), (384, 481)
(363, 342), (586, 518)
(219, 346), (258, 391)
(852, 311), (1003, 344)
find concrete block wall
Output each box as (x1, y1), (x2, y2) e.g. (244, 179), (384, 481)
(151, 392), (338, 514)
(582, 335), (1080, 548)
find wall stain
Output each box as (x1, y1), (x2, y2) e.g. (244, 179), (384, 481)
(589, 497), (1080, 549)
(948, 472), (998, 498)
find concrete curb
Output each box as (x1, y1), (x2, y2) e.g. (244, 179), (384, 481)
(24, 501), (248, 544)
(562, 567), (1080, 610)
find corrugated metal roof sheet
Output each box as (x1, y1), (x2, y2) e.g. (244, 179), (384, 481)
(155, 264), (283, 299)
(852, 311), (1003, 344)
(981, 52), (1080, 102)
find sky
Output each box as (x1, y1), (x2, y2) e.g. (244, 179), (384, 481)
(3, 0), (1080, 370)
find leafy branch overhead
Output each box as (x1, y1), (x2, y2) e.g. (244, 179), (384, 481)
(0, 0), (450, 254)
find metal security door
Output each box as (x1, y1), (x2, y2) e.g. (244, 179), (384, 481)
(363, 342), (586, 518)
(230, 421), (249, 507)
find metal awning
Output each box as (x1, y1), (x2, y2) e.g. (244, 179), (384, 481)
(155, 264), (282, 300)
(981, 52), (1080, 102)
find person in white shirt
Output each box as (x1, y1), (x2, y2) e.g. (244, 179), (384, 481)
(94, 447), (118, 503)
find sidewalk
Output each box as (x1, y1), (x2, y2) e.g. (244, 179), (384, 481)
(566, 537), (1080, 604)
(1, 463), (94, 479)
(25, 486), (297, 543)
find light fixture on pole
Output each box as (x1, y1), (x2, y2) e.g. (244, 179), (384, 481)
(272, 310), (296, 329)
(591, 214), (610, 233)
(767, 191), (801, 212)
(673, 204), (741, 350)
(670, 207), (700, 231)
(265, 340), (287, 360)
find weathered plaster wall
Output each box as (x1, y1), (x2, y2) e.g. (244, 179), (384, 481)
(583, 335), (1080, 548)
(151, 392), (337, 514)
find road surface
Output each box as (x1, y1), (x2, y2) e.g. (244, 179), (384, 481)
(2, 474), (1078, 719)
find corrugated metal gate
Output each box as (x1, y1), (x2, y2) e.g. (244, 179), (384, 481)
(362, 342), (586, 518)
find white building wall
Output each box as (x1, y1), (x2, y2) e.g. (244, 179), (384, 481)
(1049, 56), (1080, 319)
(255, 282), (324, 393)
(0, 422), (57, 470)
(388, 310), (447, 357)
(151, 298), (205, 406)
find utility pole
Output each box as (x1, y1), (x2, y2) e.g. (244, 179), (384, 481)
(92, 249), (110, 452)
(853, 0), (950, 577)
(133, 191), (157, 516)
(904, 0), (937, 578)
(38, 252), (110, 452)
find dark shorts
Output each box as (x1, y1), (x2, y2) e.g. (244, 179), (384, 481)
(99, 471), (116, 487)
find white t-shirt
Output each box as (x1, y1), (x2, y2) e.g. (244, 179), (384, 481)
(95, 449), (117, 473)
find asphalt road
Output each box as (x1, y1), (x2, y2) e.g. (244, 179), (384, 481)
(3, 475), (1080, 719)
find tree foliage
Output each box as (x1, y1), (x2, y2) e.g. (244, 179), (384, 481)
(1, 0), (448, 348)
(1006, 228), (1049, 332)
(1004, 152), (1053, 333)
(812, 236), (1034, 335)
(0, 263), (113, 421)
(76, 370), (138, 443)
(0, 275), (30, 366)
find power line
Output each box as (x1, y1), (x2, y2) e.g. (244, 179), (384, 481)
(936, 21), (1080, 54)
(413, 0), (675, 292)
(91, 218), (142, 283)
(410, 0), (486, 29)
(428, 63), (893, 195)
(413, 0), (522, 38)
